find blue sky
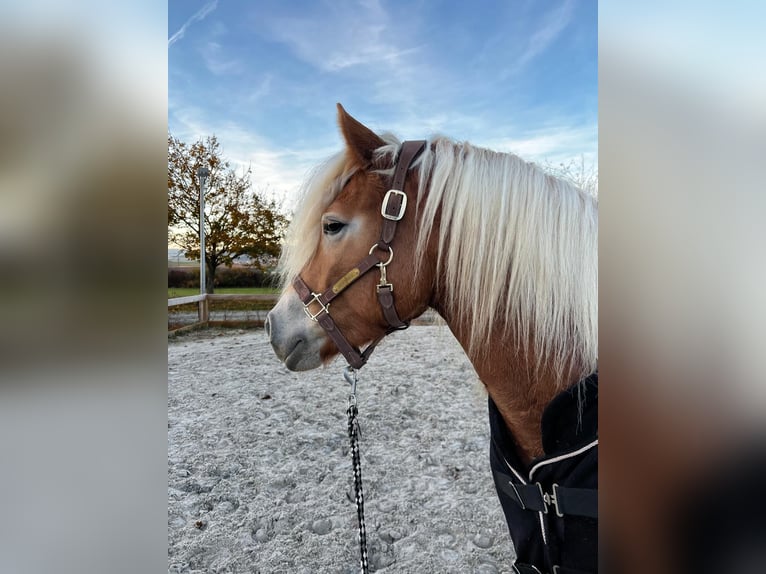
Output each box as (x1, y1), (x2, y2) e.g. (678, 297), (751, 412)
(169, 0), (597, 208)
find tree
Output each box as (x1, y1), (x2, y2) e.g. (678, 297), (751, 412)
(543, 155), (598, 196)
(168, 134), (288, 293)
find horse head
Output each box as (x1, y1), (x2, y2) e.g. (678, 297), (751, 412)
(266, 104), (433, 371)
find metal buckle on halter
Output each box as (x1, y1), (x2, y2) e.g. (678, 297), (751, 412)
(538, 483), (564, 517)
(302, 292), (330, 321)
(381, 189), (407, 221)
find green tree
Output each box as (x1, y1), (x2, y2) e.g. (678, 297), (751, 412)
(168, 134), (288, 293)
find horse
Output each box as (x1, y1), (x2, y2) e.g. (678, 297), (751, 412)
(265, 104), (598, 574)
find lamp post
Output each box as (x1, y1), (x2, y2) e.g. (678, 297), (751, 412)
(197, 167), (209, 294)
(197, 167), (210, 323)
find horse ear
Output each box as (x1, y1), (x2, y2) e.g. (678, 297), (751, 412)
(337, 103), (385, 168)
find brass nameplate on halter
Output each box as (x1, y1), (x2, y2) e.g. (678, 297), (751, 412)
(332, 268), (361, 294)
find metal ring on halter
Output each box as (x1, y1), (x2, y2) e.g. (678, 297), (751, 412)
(368, 243), (394, 266)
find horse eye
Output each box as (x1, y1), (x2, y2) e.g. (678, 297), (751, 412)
(323, 220), (346, 236)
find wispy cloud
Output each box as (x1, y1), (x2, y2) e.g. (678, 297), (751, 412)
(200, 41), (242, 75)
(503, 0), (574, 77)
(247, 75), (273, 103)
(169, 108), (336, 208)
(481, 123), (597, 166)
(261, 4), (433, 115)
(267, 17), (419, 74)
(168, 0), (218, 47)
(260, 0), (401, 72)
(206, 122), (339, 208)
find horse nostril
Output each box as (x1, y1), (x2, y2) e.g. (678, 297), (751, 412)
(264, 314), (271, 338)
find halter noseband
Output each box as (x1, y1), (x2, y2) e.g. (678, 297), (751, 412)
(292, 140), (427, 369)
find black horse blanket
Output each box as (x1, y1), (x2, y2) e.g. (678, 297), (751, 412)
(490, 373), (598, 574)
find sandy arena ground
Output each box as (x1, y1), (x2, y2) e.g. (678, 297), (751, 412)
(168, 326), (516, 573)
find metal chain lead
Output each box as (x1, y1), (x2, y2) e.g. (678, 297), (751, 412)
(344, 367), (369, 574)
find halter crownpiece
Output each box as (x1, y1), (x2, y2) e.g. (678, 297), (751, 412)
(292, 139), (426, 369)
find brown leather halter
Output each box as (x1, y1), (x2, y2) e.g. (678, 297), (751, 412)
(292, 140), (426, 369)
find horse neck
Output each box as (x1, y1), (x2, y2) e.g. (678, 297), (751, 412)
(412, 144), (593, 463)
(431, 300), (574, 465)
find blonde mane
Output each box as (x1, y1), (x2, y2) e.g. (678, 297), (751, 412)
(413, 138), (597, 382)
(279, 134), (598, 383)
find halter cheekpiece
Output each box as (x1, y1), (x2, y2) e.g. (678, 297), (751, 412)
(292, 140), (426, 369)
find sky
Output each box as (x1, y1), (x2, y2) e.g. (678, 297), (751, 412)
(169, 0), (597, 209)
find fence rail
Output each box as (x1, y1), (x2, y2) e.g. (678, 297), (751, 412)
(168, 294), (208, 307)
(207, 294), (278, 302)
(168, 293), (279, 334)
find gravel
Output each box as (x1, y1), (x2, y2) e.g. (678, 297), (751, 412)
(168, 326), (516, 573)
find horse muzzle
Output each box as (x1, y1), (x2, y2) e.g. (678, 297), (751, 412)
(265, 290), (325, 371)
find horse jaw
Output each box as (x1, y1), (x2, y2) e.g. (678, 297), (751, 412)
(265, 289), (326, 371)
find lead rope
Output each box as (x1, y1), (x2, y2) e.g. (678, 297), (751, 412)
(344, 366), (369, 574)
